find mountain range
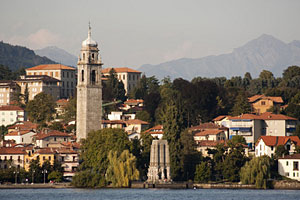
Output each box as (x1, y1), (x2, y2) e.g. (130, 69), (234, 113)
(34, 46), (77, 67)
(138, 34), (300, 80)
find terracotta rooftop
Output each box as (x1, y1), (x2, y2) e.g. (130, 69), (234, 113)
(0, 105), (23, 111)
(125, 99), (144, 104)
(212, 115), (228, 121)
(56, 99), (68, 104)
(257, 136), (300, 147)
(125, 119), (149, 125)
(279, 154), (300, 160)
(194, 129), (224, 136)
(0, 147), (27, 155)
(189, 123), (222, 131)
(197, 140), (226, 147)
(61, 142), (81, 149)
(5, 130), (34, 136)
(248, 95), (283, 103)
(8, 121), (38, 131)
(228, 114), (261, 120)
(144, 125), (164, 134)
(26, 64), (75, 71)
(36, 148), (56, 154)
(16, 75), (60, 83)
(35, 130), (71, 140)
(102, 67), (141, 74)
(102, 120), (126, 124)
(259, 112), (297, 120)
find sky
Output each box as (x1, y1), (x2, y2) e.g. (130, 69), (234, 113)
(1, 0), (300, 69)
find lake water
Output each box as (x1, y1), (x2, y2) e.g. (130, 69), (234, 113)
(1, 188), (300, 200)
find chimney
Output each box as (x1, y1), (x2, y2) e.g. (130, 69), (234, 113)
(18, 131), (21, 136)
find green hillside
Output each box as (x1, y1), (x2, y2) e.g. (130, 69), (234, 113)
(0, 41), (56, 71)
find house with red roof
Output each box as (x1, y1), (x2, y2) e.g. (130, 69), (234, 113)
(0, 105), (26, 126)
(0, 147), (27, 169)
(255, 136), (300, 157)
(248, 94), (284, 114)
(4, 130), (36, 144)
(144, 125), (164, 139)
(194, 129), (226, 143)
(34, 129), (72, 148)
(8, 121), (38, 133)
(125, 119), (149, 140)
(102, 67), (141, 94)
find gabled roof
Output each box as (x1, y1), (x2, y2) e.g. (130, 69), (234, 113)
(0, 147), (27, 155)
(144, 125), (164, 135)
(35, 130), (71, 140)
(5, 130), (34, 136)
(194, 129), (224, 136)
(102, 67), (141, 74)
(0, 105), (23, 111)
(259, 112), (297, 120)
(35, 148), (56, 154)
(189, 123), (222, 131)
(257, 136), (300, 147)
(248, 95), (283, 103)
(8, 121), (38, 131)
(228, 114), (261, 120)
(125, 119), (149, 125)
(212, 115), (228, 121)
(26, 64), (75, 71)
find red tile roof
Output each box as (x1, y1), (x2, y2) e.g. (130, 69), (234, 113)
(248, 95), (283, 103)
(101, 120), (126, 124)
(36, 148), (56, 154)
(259, 112), (297, 120)
(102, 67), (141, 74)
(125, 119), (149, 125)
(189, 123), (222, 131)
(194, 129), (224, 136)
(0, 147), (27, 155)
(197, 140), (226, 147)
(61, 142), (81, 149)
(0, 105), (23, 111)
(212, 115), (228, 121)
(56, 99), (68, 104)
(5, 130), (34, 136)
(26, 64), (75, 71)
(125, 99), (144, 104)
(35, 130), (71, 140)
(257, 136), (300, 147)
(8, 121), (38, 131)
(279, 154), (300, 159)
(144, 125), (164, 135)
(228, 114), (261, 120)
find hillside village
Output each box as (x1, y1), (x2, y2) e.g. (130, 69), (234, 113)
(0, 61), (299, 187)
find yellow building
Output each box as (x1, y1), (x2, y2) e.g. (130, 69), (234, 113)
(24, 148), (55, 171)
(248, 95), (283, 114)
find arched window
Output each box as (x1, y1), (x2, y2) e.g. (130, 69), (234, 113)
(91, 70), (96, 84)
(81, 70), (84, 82)
(83, 53), (85, 60)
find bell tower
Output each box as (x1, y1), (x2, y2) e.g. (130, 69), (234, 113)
(76, 24), (102, 142)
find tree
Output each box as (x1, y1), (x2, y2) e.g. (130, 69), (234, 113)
(194, 161), (211, 183)
(48, 171), (63, 182)
(138, 132), (154, 180)
(63, 97), (76, 122)
(26, 92), (56, 124)
(103, 69), (127, 102)
(72, 128), (131, 188)
(135, 110), (151, 123)
(29, 158), (43, 183)
(275, 145), (289, 158)
(106, 150), (139, 187)
(48, 122), (64, 132)
(230, 91), (251, 116)
(228, 135), (246, 147)
(259, 70), (274, 80)
(240, 156), (271, 189)
(282, 66), (300, 81)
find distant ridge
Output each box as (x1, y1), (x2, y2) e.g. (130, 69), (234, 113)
(0, 41), (56, 71)
(35, 46), (77, 67)
(139, 34), (300, 80)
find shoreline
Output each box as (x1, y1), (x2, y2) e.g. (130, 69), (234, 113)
(1, 180), (299, 190)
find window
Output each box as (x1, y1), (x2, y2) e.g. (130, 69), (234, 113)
(123, 75), (125, 80)
(67, 72), (69, 78)
(91, 70), (96, 84)
(286, 161), (289, 166)
(261, 101), (266, 105)
(50, 72), (53, 77)
(43, 156), (45, 160)
(55, 72), (59, 77)
(73, 156), (76, 162)
(293, 161), (299, 171)
(271, 146), (274, 151)
(61, 157), (64, 162)
(81, 70), (84, 82)
(287, 145), (291, 151)
(49, 156), (51, 160)
(63, 72), (65, 78)
(54, 137), (56, 141)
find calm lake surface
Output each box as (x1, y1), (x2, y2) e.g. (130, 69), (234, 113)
(1, 188), (300, 200)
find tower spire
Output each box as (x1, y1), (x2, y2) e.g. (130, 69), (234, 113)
(88, 21), (91, 39)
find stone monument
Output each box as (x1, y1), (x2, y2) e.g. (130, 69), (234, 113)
(76, 24), (102, 142)
(147, 140), (171, 183)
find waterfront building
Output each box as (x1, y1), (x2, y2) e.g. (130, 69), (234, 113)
(76, 25), (102, 142)
(26, 64), (76, 99)
(278, 154), (300, 181)
(255, 136), (300, 157)
(0, 147), (27, 169)
(102, 67), (141, 94)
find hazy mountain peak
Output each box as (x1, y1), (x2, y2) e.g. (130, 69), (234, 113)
(35, 46), (77, 67)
